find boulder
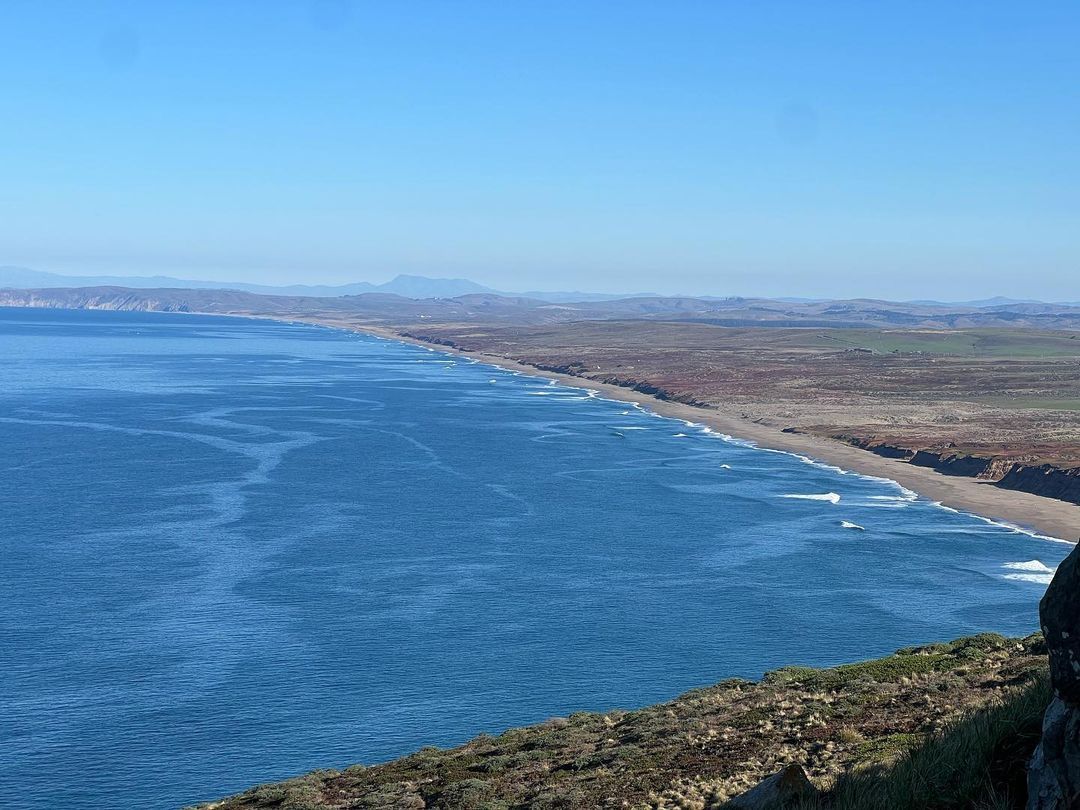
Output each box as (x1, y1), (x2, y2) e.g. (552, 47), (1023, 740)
(1042, 545), (1080, 705)
(724, 763), (818, 809)
(1028, 542), (1080, 810)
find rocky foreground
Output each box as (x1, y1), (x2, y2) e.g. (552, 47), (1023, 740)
(194, 633), (1049, 809)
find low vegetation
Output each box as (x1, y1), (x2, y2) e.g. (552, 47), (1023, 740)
(799, 672), (1049, 809)
(193, 633), (1049, 809)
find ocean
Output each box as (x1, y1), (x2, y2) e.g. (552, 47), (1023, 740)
(0, 307), (1069, 809)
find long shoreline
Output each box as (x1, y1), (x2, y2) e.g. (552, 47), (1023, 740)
(20, 303), (1074, 543)
(281, 316), (1079, 543)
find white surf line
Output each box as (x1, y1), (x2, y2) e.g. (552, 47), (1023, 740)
(962, 512), (1075, 546)
(348, 327), (1077, 545)
(782, 492), (842, 504)
(1001, 560), (1057, 584)
(671, 418), (1074, 543)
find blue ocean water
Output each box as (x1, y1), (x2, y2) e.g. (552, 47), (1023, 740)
(0, 307), (1070, 809)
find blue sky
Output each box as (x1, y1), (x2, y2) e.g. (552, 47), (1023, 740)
(2, 1), (1078, 299)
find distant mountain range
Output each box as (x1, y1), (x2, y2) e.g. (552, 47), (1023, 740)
(0, 266), (496, 299)
(2, 265), (1077, 307)
(6, 283), (1080, 332)
(904, 296), (1080, 307)
(0, 266), (649, 303)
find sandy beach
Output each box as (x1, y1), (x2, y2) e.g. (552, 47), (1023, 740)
(286, 318), (1080, 544)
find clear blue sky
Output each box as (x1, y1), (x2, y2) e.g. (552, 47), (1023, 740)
(2, 1), (1078, 299)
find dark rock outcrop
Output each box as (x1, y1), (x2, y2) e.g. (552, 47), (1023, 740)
(908, 449), (996, 477)
(998, 464), (1080, 507)
(1042, 547), (1080, 705)
(837, 435), (1080, 506)
(867, 443), (916, 460)
(1028, 542), (1080, 809)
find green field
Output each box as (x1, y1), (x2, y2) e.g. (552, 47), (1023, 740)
(812, 329), (1080, 358)
(974, 397), (1080, 411)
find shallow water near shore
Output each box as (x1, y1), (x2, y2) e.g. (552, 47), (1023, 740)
(0, 307), (1070, 809)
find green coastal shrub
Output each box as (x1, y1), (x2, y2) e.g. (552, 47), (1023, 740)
(766, 634), (1015, 692)
(795, 672), (1050, 810)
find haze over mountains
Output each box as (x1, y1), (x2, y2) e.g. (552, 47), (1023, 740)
(4, 266), (1076, 308)
(0, 266), (646, 303)
(6, 282), (1080, 332)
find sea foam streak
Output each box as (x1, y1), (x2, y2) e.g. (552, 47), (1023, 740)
(853, 493), (919, 509)
(1002, 560), (1057, 584)
(1003, 560), (1055, 572)
(782, 492), (842, 504)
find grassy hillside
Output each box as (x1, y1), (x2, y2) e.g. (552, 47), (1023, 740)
(809, 328), (1080, 358)
(193, 634), (1048, 810)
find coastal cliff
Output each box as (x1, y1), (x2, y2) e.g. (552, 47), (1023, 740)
(998, 464), (1080, 506)
(415, 329), (1080, 511)
(837, 436), (1080, 507)
(1027, 543), (1080, 808)
(193, 634), (1050, 809)
(397, 329), (1080, 511)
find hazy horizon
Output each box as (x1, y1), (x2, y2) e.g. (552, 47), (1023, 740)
(2, 1), (1078, 300)
(5, 263), (1079, 304)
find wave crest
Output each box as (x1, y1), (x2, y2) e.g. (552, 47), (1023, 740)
(782, 492), (841, 504)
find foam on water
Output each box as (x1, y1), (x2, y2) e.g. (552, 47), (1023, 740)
(782, 492), (842, 504)
(970, 514), (1074, 545)
(1004, 560), (1056, 573)
(851, 493), (919, 510)
(1001, 561), (1057, 585)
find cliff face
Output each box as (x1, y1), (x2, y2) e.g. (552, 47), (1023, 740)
(998, 464), (1080, 506)
(0, 287), (195, 311)
(1027, 543), (1080, 809)
(0, 286), (299, 314)
(908, 449), (996, 477)
(840, 437), (1080, 507)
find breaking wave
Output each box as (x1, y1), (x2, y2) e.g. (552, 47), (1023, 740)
(782, 492), (841, 504)
(1002, 560), (1057, 585)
